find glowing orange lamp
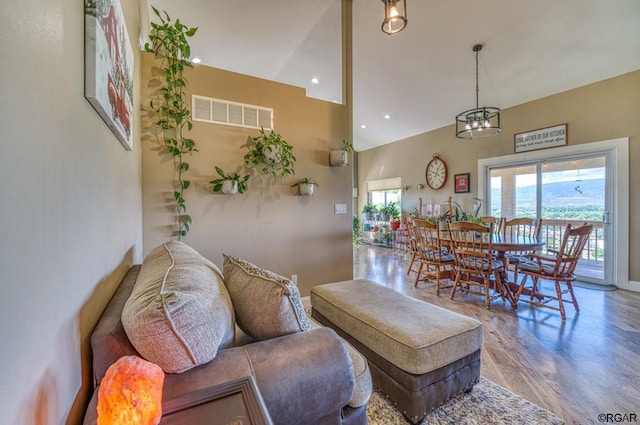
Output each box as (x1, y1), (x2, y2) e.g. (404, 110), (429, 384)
(97, 355), (165, 425)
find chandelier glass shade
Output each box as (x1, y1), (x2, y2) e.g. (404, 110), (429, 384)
(381, 0), (407, 35)
(455, 44), (501, 139)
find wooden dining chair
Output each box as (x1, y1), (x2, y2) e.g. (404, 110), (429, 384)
(412, 218), (455, 294)
(514, 223), (593, 320)
(480, 216), (504, 235)
(447, 221), (506, 309)
(392, 215), (411, 254)
(405, 216), (422, 278)
(502, 217), (542, 281)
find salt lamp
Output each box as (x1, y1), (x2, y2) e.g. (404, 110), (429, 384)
(97, 355), (165, 425)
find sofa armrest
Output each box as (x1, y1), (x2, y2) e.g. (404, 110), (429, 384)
(166, 327), (355, 425)
(84, 327), (355, 425)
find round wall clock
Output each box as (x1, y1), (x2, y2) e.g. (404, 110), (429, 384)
(425, 154), (448, 190)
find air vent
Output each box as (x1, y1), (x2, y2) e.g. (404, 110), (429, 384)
(192, 95), (273, 130)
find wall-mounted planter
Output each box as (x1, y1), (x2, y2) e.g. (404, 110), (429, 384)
(330, 150), (348, 167)
(292, 178), (318, 196)
(264, 145), (282, 164)
(299, 183), (315, 196)
(221, 180), (238, 195)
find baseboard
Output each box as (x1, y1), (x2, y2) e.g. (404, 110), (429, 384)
(623, 280), (640, 293)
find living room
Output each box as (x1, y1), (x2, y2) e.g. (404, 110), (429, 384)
(1, 1), (639, 424)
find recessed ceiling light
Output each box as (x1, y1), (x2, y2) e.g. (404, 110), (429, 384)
(384, 114), (391, 119)
(192, 57), (201, 64)
(311, 77), (319, 84)
(360, 124), (367, 129)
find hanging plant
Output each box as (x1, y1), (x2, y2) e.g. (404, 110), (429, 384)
(243, 127), (296, 179)
(144, 7), (198, 238)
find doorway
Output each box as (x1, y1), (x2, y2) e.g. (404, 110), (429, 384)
(488, 156), (608, 283)
(478, 138), (629, 288)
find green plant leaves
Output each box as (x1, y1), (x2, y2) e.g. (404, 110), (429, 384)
(243, 127), (296, 179)
(148, 10), (198, 239)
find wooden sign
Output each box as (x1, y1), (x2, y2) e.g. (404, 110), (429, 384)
(514, 124), (567, 153)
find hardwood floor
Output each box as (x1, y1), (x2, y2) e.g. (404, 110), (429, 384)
(353, 245), (640, 425)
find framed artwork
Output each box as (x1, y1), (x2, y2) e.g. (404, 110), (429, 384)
(160, 376), (273, 425)
(85, 0), (134, 151)
(454, 173), (470, 193)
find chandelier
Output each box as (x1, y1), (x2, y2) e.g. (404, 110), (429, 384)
(381, 0), (407, 35)
(455, 44), (501, 139)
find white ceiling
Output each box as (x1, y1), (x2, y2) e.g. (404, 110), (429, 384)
(149, 0), (640, 151)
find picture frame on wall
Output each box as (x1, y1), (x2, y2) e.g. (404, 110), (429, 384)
(85, 0), (134, 151)
(454, 173), (470, 193)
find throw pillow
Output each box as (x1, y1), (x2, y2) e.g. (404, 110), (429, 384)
(122, 241), (235, 373)
(222, 254), (311, 340)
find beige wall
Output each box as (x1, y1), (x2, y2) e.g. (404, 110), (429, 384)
(0, 0), (144, 424)
(141, 56), (354, 296)
(358, 70), (640, 283)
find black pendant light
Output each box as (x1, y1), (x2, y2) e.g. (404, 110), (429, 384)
(455, 44), (501, 139)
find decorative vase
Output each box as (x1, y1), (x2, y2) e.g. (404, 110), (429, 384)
(221, 180), (238, 195)
(299, 183), (315, 196)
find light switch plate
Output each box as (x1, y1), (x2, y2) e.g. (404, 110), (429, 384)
(335, 203), (347, 214)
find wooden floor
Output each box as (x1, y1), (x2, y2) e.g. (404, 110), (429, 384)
(353, 245), (640, 425)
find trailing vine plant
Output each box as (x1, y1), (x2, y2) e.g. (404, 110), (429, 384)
(144, 7), (198, 238)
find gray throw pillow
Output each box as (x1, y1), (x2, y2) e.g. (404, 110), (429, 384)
(223, 254), (311, 340)
(122, 241), (235, 373)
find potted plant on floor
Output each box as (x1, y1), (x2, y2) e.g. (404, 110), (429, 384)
(244, 127), (296, 179)
(210, 166), (250, 194)
(291, 177), (318, 196)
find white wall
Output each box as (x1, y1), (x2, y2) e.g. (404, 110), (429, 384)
(0, 0), (143, 423)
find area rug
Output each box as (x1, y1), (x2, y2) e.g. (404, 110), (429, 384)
(366, 377), (564, 425)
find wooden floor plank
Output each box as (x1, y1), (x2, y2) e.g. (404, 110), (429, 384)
(353, 245), (640, 425)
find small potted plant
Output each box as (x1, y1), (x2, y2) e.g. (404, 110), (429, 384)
(330, 139), (354, 167)
(291, 177), (318, 196)
(362, 203), (375, 220)
(386, 201), (401, 230)
(244, 127), (296, 178)
(377, 204), (389, 221)
(210, 166), (250, 195)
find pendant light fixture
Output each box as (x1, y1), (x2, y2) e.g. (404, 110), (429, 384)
(381, 0), (407, 35)
(455, 44), (501, 139)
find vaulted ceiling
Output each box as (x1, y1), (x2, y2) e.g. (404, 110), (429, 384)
(149, 0), (640, 151)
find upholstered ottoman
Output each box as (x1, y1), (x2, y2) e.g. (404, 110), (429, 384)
(311, 279), (483, 424)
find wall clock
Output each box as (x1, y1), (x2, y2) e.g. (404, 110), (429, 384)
(425, 154), (448, 190)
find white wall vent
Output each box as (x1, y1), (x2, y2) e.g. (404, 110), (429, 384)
(192, 95), (273, 130)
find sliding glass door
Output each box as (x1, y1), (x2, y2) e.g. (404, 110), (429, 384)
(487, 155), (610, 284)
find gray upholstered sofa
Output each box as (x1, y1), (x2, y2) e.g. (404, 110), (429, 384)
(83, 241), (371, 425)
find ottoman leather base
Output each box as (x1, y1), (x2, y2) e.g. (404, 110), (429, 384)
(311, 280), (483, 424)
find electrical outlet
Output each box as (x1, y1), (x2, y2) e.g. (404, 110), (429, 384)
(291, 274), (298, 284)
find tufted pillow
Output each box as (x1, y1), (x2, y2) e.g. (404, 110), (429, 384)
(122, 241), (235, 373)
(222, 254), (311, 340)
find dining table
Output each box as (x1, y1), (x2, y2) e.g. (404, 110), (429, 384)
(489, 234), (546, 307)
(439, 232), (545, 308)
